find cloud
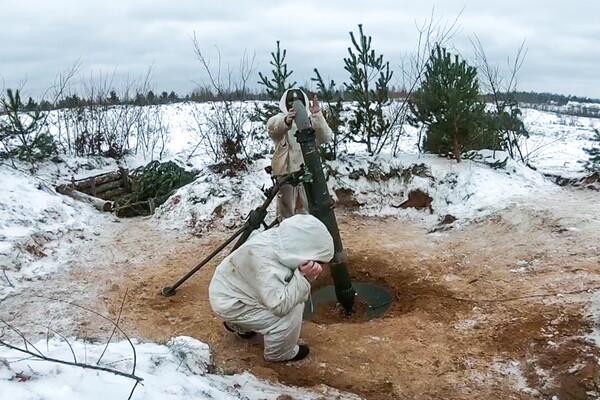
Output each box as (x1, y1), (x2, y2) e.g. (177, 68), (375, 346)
(1, 0), (599, 98)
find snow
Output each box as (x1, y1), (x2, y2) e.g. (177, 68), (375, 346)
(491, 360), (534, 394)
(2, 101), (596, 293)
(1, 100), (599, 398)
(43, 102), (271, 172)
(520, 108), (600, 177)
(156, 149), (559, 232)
(566, 101), (600, 110)
(0, 336), (360, 400)
(585, 291), (600, 347)
(0, 165), (109, 300)
(155, 158), (276, 232)
(468, 358), (539, 396)
(34, 100), (600, 179)
(331, 150), (555, 221)
(138, 102), (598, 232)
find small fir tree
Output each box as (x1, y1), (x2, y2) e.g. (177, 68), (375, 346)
(409, 45), (499, 162)
(343, 24), (393, 155)
(0, 89), (57, 170)
(582, 129), (600, 172)
(255, 41), (296, 122)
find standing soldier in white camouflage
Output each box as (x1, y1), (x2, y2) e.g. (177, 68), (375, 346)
(267, 88), (332, 220)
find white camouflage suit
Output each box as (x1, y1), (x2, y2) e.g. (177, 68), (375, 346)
(267, 89), (333, 220)
(208, 214), (334, 362)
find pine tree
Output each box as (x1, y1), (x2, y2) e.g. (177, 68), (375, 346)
(0, 89), (56, 169)
(582, 129), (600, 172)
(159, 91), (169, 104)
(146, 90), (156, 105)
(409, 45), (498, 163)
(312, 68), (344, 160)
(25, 97), (38, 111)
(39, 100), (53, 111)
(343, 24), (393, 155)
(258, 41), (296, 99)
(255, 41), (296, 122)
(108, 90), (120, 105)
(134, 92), (147, 106)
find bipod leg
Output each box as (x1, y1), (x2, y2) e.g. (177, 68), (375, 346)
(230, 183), (280, 252)
(162, 225), (247, 297)
(162, 180), (282, 297)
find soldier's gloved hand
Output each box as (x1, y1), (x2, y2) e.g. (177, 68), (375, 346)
(284, 110), (296, 126)
(299, 260), (323, 281)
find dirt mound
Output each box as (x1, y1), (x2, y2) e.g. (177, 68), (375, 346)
(334, 188), (364, 209)
(397, 189), (433, 213)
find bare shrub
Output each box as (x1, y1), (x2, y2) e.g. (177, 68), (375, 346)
(189, 34), (257, 173)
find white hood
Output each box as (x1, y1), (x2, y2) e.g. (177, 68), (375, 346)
(275, 214), (334, 269)
(278, 88), (311, 114)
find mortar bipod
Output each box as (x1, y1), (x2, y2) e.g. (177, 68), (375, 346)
(161, 167), (310, 297)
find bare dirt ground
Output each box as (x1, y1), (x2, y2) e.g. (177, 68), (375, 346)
(2, 188), (600, 399)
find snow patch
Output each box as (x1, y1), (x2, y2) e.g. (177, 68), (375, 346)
(585, 291), (600, 347)
(155, 158), (275, 232)
(156, 150), (559, 233)
(0, 336), (360, 400)
(0, 165), (108, 300)
(490, 359), (539, 396)
(521, 108), (600, 178)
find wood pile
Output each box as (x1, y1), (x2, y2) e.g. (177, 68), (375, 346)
(55, 162), (196, 217)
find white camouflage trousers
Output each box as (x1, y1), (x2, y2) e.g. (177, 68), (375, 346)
(215, 302), (304, 362)
(276, 182), (309, 221)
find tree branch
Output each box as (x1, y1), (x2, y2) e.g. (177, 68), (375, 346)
(0, 335), (143, 383)
(97, 288), (128, 365)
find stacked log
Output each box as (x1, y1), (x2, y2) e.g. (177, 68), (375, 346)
(56, 185), (113, 212)
(70, 169), (130, 201)
(59, 161), (196, 217)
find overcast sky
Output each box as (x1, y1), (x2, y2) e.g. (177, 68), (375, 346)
(1, 0), (599, 99)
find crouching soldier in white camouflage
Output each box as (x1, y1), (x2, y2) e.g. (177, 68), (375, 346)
(208, 214), (332, 362)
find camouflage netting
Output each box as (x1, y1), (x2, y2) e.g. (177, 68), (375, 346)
(115, 161), (196, 217)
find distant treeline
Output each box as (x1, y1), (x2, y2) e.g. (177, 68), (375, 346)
(16, 86), (413, 112)
(19, 89), (264, 111)
(489, 91), (600, 106)
(14, 87), (600, 113)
